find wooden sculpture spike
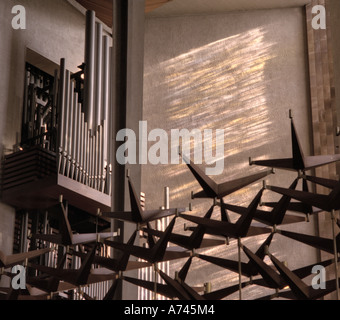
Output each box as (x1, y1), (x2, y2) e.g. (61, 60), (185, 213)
(224, 178), (306, 226)
(142, 205), (225, 250)
(105, 217), (180, 264)
(277, 229), (336, 254)
(123, 276), (177, 299)
(177, 256), (193, 282)
(198, 233), (274, 278)
(0, 248), (51, 269)
(269, 253), (310, 300)
(102, 177), (186, 224)
(242, 245), (285, 289)
(157, 269), (192, 300)
(180, 188), (270, 239)
(251, 117), (340, 172)
(182, 152), (272, 199)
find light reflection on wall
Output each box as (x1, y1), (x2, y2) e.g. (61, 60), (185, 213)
(142, 11), (315, 299)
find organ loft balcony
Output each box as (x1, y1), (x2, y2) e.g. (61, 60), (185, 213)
(1, 11), (112, 218)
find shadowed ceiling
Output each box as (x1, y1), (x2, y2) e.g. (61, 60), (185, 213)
(147, 0), (312, 17)
(74, 0), (311, 27)
(74, 0), (173, 26)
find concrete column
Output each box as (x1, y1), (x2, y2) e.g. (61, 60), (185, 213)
(111, 0), (145, 300)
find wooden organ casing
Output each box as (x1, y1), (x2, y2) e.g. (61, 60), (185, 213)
(2, 11), (113, 216)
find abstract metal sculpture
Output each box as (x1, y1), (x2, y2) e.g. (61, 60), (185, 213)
(3, 8), (340, 301)
(197, 233), (274, 278)
(250, 112), (340, 172)
(182, 152), (273, 200)
(32, 197), (117, 246)
(222, 178), (306, 226)
(0, 248), (51, 269)
(141, 205), (226, 250)
(105, 217), (190, 264)
(101, 177), (186, 224)
(180, 188), (272, 239)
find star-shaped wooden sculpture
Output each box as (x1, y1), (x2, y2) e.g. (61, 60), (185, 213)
(267, 249), (339, 300)
(266, 177), (340, 212)
(181, 153), (272, 199)
(101, 177), (186, 225)
(72, 230), (151, 272)
(180, 188), (272, 239)
(276, 229), (340, 255)
(240, 244), (337, 299)
(33, 199), (116, 246)
(222, 178), (306, 226)
(105, 217), (190, 264)
(260, 176), (322, 216)
(113, 256), (203, 300)
(197, 233), (274, 278)
(101, 177), (186, 224)
(29, 244), (116, 287)
(0, 248), (51, 269)
(103, 276), (122, 300)
(26, 252), (68, 293)
(142, 205), (225, 250)
(250, 115), (340, 172)
(156, 264), (206, 301)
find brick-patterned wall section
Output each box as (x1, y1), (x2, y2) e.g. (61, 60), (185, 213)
(306, 0), (339, 300)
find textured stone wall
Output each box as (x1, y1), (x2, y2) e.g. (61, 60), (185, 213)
(142, 7), (319, 299)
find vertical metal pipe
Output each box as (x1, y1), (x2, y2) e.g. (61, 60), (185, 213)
(86, 125), (90, 185)
(238, 237), (242, 300)
(62, 69), (70, 154)
(57, 59), (66, 172)
(106, 47), (113, 196)
(43, 211), (49, 266)
(153, 264), (157, 300)
(164, 187), (170, 299)
(61, 70), (71, 175)
(94, 129), (99, 190)
(84, 10), (96, 133)
(72, 92), (79, 159)
(101, 36), (110, 191)
(82, 121), (87, 184)
(28, 83), (35, 140)
(101, 122), (106, 193)
(98, 125), (103, 191)
(96, 130), (99, 190)
(331, 210), (339, 300)
(164, 187), (170, 210)
(86, 130), (91, 186)
(95, 22), (103, 128)
(89, 135), (93, 187)
(23, 70), (30, 125)
(71, 91), (78, 179)
(102, 36), (110, 123)
(92, 133), (96, 188)
(79, 112), (85, 182)
(52, 69), (59, 131)
(76, 104), (82, 181)
(20, 212), (27, 253)
(66, 80), (75, 177)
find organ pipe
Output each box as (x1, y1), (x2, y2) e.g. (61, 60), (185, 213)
(54, 10), (112, 195)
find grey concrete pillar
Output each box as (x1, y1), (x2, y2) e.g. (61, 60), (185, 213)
(111, 0), (145, 300)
